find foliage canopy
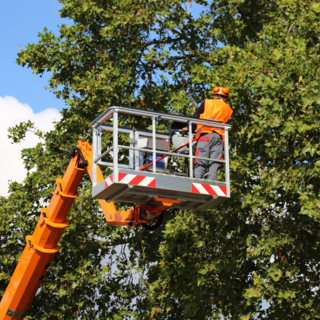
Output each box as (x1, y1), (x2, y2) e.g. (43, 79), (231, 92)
(1, 0), (320, 319)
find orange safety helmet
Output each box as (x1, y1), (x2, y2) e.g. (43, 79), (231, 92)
(213, 86), (229, 97)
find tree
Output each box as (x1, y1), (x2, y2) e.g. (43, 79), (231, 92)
(1, 0), (320, 318)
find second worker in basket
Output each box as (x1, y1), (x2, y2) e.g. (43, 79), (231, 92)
(192, 86), (233, 181)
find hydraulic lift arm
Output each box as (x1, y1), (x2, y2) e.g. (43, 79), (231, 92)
(78, 141), (179, 226)
(0, 141), (178, 320)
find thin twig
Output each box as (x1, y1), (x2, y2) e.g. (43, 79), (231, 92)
(287, 20), (299, 37)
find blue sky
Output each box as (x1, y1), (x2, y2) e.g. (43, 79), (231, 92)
(0, 1), (69, 195)
(0, 0), (71, 113)
(0, 1), (206, 114)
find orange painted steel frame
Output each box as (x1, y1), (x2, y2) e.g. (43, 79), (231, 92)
(0, 141), (179, 320)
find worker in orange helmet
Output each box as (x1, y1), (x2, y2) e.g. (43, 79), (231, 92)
(191, 86), (233, 181)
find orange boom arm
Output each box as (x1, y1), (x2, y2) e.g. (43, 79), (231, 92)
(0, 141), (177, 320)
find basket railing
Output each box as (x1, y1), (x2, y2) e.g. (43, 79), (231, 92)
(90, 106), (232, 197)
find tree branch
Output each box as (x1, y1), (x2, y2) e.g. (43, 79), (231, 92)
(287, 20), (299, 37)
(142, 36), (183, 49)
(99, 229), (147, 246)
(237, 6), (258, 38)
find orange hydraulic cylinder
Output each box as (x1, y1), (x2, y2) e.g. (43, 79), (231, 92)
(0, 154), (86, 320)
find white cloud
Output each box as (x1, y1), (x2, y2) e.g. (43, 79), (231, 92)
(0, 96), (62, 197)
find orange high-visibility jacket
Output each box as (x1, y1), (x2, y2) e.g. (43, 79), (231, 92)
(195, 99), (233, 141)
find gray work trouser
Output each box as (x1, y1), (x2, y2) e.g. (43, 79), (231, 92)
(194, 132), (223, 181)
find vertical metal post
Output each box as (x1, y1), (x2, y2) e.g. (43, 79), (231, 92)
(98, 127), (102, 161)
(152, 116), (156, 173)
(113, 110), (119, 182)
(135, 131), (140, 171)
(224, 129), (230, 197)
(129, 131), (134, 169)
(188, 121), (193, 178)
(95, 127), (102, 170)
(92, 127), (98, 187)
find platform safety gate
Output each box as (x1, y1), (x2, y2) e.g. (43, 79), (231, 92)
(90, 106), (232, 211)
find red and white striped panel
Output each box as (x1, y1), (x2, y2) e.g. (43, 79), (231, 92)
(105, 173), (156, 188)
(118, 172), (156, 187)
(192, 183), (227, 197)
(105, 174), (113, 188)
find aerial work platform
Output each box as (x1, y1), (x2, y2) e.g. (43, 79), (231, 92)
(0, 107), (231, 320)
(90, 106), (232, 211)
(0, 107), (232, 320)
